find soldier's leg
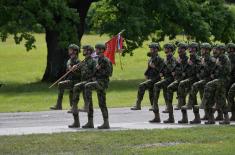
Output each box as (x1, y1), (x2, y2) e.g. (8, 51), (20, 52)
(190, 105), (201, 124)
(149, 80), (165, 123)
(82, 90), (94, 128)
(163, 81), (179, 123)
(131, 80), (153, 110)
(203, 80), (216, 124)
(50, 80), (73, 110)
(97, 89), (110, 129)
(177, 79), (190, 110)
(228, 83), (235, 121)
(148, 86), (155, 111)
(69, 82), (86, 114)
(68, 113), (80, 128)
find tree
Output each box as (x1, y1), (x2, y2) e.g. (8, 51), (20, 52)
(91, 0), (235, 55)
(0, 0), (95, 82)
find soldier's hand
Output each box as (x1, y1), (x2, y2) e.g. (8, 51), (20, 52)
(201, 58), (205, 65)
(160, 73), (163, 77)
(149, 62), (156, 68)
(216, 59), (221, 65)
(188, 60), (193, 65)
(96, 64), (101, 70)
(178, 58), (182, 63)
(71, 65), (78, 72)
(211, 74), (214, 79)
(172, 72), (175, 76)
(92, 77), (96, 81)
(145, 76), (148, 79)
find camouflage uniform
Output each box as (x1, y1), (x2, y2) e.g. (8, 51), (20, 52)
(83, 43), (113, 129)
(164, 42), (190, 123)
(227, 43), (235, 121)
(202, 44), (231, 124)
(50, 44), (80, 110)
(178, 43), (201, 124)
(150, 43), (176, 123)
(131, 43), (164, 111)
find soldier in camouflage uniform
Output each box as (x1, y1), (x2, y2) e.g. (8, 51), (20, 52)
(182, 43), (215, 124)
(149, 43), (177, 123)
(178, 42), (201, 124)
(83, 43), (113, 129)
(131, 43), (164, 111)
(201, 44), (231, 124)
(164, 42), (190, 123)
(50, 44), (80, 110)
(68, 45), (96, 128)
(227, 43), (235, 121)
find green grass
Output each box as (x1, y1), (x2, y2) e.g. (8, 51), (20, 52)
(0, 34), (184, 112)
(1, 126), (235, 155)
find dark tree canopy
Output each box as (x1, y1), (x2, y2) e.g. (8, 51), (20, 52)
(0, 0), (235, 81)
(91, 0), (235, 54)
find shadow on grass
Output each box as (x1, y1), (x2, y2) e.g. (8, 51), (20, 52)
(0, 79), (144, 95)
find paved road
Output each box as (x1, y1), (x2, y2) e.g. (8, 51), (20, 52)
(0, 106), (234, 136)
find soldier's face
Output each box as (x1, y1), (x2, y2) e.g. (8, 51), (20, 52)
(96, 48), (104, 56)
(228, 48), (235, 54)
(189, 47), (196, 56)
(164, 48), (172, 56)
(83, 49), (87, 56)
(213, 48), (220, 57)
(178, 48), (186, 56)
(150, 48), (157, 53)
(68, 49), (76, 58)
(200, 48), (206, 56)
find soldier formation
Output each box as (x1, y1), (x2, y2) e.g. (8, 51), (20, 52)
(131, 42), (235, 125)
(50, 41), (235, 129)
(50, 43), (113, 129)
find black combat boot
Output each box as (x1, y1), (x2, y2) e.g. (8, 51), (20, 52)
(230, 111), (235, 121)
(82, 118), (94, 128)
(163, 112), (175, 123)
(205, 109), (215, 124)
(130, 101), (141, 110)
(178, 109), (188, 124)
(190, 106), (201, 124)
(149, 112), (161, 123)
(98, 118), (110, 129)
(219, 113), (230, 125)
(68, 114), (80, 128)
(215, 109), (223, 121)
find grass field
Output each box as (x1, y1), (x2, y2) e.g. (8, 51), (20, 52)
(0, 34), (182, 112)
(1, 126), (235, 155)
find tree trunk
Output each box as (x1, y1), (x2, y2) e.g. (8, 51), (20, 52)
(42, 29), (68, 82)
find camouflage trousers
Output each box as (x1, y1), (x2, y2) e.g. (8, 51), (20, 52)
(166, 80), (180, 112)
(201, 79), (228, 113)
(136, 79), (158, 106)
(188, 80), (206, 108)
(228, 83), (235, 112)
(85, 80), (109, 119)
(56, 80), (75, 107)
(177, 78), (198, 108)
(153, 78), (173, 113)
(72, 81), (88, 109)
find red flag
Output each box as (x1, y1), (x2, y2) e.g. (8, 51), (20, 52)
(104, 34), (123, 64)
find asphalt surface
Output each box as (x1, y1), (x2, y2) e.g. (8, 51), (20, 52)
(0, 106), (234, 136)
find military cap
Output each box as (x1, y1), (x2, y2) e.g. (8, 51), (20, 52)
(68, 44), (80, 51)
(82, 45), (94, 51)
(216, 44), (226, 50)
(149, 42), (160, 50)
(200, 43), (212, 50)
(95, 43), (106, 50)
(163, 43), (176, 51)
(227, 43), (235, 49)
(189, 42), (199, 50)
(177, 42), (188, 49)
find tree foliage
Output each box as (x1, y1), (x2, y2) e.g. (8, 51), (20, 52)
(91, 0), (235, 55)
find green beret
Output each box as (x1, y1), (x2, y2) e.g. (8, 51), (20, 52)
(177, 42), (188, 49)
(68, 44), (80, 51)
(227, 43), (235, 49)
(163, 43), (176, 51)
(149, 42), (160, 50)
(200, 43), (212, 50)
(95, 43), (106, 50)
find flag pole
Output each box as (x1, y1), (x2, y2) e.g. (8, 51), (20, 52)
(116, 29), (125, 70)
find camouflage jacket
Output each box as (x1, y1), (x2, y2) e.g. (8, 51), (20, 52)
(197, 54), (216, 80)
(229, 53), (235, 81)
(66, 58), (80, 81)
(94, 56), (113, 88)
(79, 56), (96, 81)
(187, 54), (201, 79)
(161, 56), (177, 79)
(144, 54), (165, 81)
(214, 54), (231, 81)
(174, 55), (190, 81)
